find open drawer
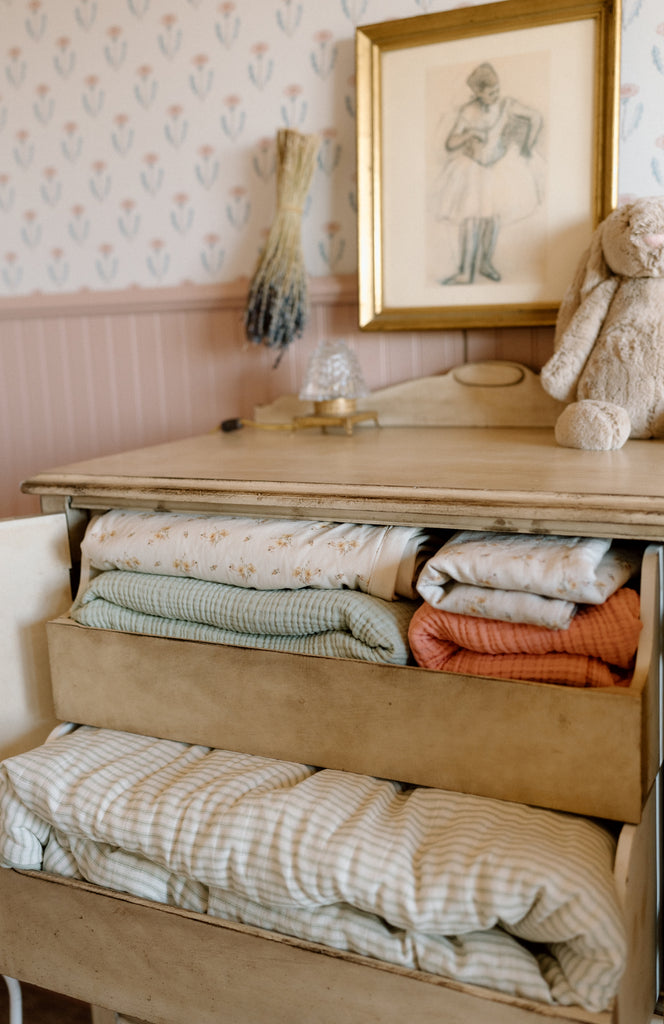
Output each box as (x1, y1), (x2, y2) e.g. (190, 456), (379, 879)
(0, 772), (658, 1024)
(45, 544), (664, 823)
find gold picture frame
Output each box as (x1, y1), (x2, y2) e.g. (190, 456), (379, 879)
(355, 0), (620, 331)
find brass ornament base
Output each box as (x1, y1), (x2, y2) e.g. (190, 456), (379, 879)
(222, 400), (379, 437)
(291, 408), (379, 436)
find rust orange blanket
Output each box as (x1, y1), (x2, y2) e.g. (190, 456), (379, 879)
(408, 586), (642, 688)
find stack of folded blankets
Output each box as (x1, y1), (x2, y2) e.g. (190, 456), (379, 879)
(71, 513), (645, 688)
(71, 509), (437, 666)
(409, 531), (644, 687)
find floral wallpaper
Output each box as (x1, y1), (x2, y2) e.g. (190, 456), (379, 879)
(0, 0), (661, 296)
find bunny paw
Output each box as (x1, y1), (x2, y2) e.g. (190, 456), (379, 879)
(554, 400), (631, 450)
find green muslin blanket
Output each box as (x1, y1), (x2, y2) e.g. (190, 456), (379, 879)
(71, 570), (416, 665)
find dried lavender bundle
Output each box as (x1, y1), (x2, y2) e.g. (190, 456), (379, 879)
(244, 128), (319, 366)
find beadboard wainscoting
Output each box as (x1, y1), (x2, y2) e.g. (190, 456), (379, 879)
(0, 275), (554, 519)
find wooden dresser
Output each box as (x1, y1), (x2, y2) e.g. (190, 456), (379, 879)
(2, 418), (663, 1024)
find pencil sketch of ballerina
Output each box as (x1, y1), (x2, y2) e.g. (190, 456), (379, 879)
(432, 61), (544, 285)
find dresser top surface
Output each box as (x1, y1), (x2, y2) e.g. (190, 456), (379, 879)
(21, 426), (664, 538)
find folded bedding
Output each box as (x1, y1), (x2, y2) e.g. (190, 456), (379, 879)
(70, 571), (415, 665)
(81, 509), (437, 601)
(408, 585), (642, 686)
(0, 726), (626, 1012)
(417, 531), (642, 626)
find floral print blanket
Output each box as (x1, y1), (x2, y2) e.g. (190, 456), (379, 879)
(81, 509), (437, 602)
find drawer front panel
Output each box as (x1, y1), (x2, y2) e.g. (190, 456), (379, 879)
(0, 869), (614, 1024)
(47, 542), (662, 822)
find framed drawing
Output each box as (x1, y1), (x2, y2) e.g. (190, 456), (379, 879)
(355, 0), (620, 331)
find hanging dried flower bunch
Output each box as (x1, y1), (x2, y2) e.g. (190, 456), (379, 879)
(244, 128), (320, 367)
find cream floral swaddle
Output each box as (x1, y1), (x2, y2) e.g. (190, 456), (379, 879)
(416, 531), (642, 628)
(81, 509), (436, 602)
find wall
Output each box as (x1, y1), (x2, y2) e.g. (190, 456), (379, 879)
(0, 276), (553, 518)
(1, 0), (662, 517)
(1, 0), (661, 292)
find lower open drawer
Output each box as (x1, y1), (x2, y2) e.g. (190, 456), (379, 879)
(0, 774), (658, 1024)
(46, 546), (663, 822)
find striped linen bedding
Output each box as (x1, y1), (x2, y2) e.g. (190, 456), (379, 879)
(0, 726), (626, 1012)
(70, 571), (416, 665)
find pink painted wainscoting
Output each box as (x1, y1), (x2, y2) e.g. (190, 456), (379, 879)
(0, 275), (554, 519)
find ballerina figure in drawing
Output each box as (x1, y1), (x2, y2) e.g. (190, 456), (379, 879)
(434, 62), (544, 285)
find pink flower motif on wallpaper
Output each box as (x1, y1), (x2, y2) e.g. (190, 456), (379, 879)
(620, 83), (642, 141)
(311, 31), (337, 80)
(74, 0), (98, 31)
(90, 159), (112, 201)
(61, 121), (82, 162)
(190, 54), (214, 100)
(251, 137), (275, 181)
(201, 232), (225, 276)
(40, 166), (61, 207)
(318, 220), (345, 271)
(215, 3), (240, 50)
(140, 152), (163, 195)
(47, 247), (69, 289)
(220, 94), (245, 141)
(158, 15), (183, 60)
(248, 43), (273, 90)
(171, 192), (194, 234)
(6, 48), (26, 89)
(147, 238), (170, 280)
(105, 26), (127, 69)
(96, 243), (118, 283)
(112, 113), (134, 156)
(134, 65), (157, 109)
(21, 210), (42, 248)
(164, 104), (188, 148)
(13, 130), (34, 170)
(276, 0), (303, 38)
(317, 128), (341, 175)
(54, 37), (76, 78)
(68, 203), (90, 243)
(2, 251), (22, 290)
(118, 198), (141, 239)
(195, 145), (219, 189)
(127, 0), (151, 20)
(281, 84), (306, 128)
(82, 75), (105, 116)
(340, 0), (368, 26)
(225, 185), (249, 229)
(25, 1), (47, 43)
(0, 174), (14, 213)
(33, 83), (54, 125)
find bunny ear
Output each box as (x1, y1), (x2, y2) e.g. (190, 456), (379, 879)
(554, 220), (608, 345)
(579, 220), (609, 295)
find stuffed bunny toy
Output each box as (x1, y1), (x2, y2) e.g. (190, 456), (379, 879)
(540, 195), (664, 450)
